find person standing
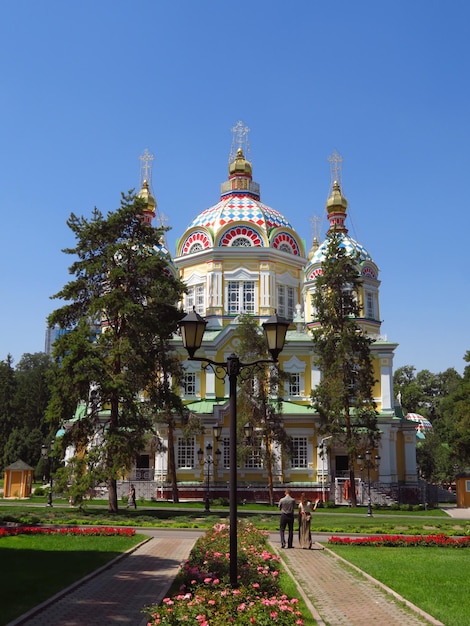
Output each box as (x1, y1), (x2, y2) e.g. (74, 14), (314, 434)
(278, 488), (296, 548)
(127, 484), (136, 509)
(298, 493), (320, 549)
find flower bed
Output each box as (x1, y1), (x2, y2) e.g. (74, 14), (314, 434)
(144, 521), (305, 625)
(328, 533), (470, 548)
(0, 526), (135, 538)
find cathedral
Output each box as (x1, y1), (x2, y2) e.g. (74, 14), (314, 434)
(135, 122), (419, 505)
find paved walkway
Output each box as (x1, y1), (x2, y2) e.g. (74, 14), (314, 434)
(8, 526), (450, 626)
(272, 540), (442, 625)
(8, 530), (203, 626)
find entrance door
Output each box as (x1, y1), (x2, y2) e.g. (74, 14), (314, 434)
(335, 455), (349, 478)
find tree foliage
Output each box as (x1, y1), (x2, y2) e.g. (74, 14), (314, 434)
(394, 360), (467, 481)
(0, 353), (53, 474)
(47, 192), (186, 511)
(236, 314), (291, 506)
(310, 232), (378, 505)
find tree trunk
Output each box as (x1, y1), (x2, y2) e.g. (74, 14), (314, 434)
(266, 435), (274, 506)
(167, 420), (179, 503)
(108, 477), (118, 512)
(108, 390), (120, 513)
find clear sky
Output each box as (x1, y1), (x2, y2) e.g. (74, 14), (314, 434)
(1, 1), (468, 374)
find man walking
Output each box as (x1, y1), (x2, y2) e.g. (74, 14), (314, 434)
(278, 488), (296, 548)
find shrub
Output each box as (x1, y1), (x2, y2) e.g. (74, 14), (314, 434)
(144, 521), (305, 625)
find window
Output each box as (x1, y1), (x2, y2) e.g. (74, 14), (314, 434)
(365, 291), (375, 319)
(291, 437), (308, 468)
(182, 372), (196, 397)
(222, 437), (230, 468)
(277, 285), (295, 320)
(283, 356), (306, 398)
(189, 242), (203, 253)
(186, 284), (205, 315)
(227, 281), (255, 314)
(341, 284), (356, 316)
(244, 440), (263, 469)
(288, 373), (301, 396)
(231, 236), (252, 247)
(177, 437), (195, 468)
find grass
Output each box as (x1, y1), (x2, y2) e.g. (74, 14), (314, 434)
(1, 501), (467, 536)
(327, 545), (470, 626)
(0, 532), (144, 625)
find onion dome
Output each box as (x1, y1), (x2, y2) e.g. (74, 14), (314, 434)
(326, 180), (348, 234)
(136, 179), (156, 224)
(177, 148), (303, 257)
(305, 180), (378, 283)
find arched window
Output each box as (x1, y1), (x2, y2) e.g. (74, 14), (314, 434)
(231, 236), (252, 247)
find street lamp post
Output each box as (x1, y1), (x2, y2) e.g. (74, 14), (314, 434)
(41, 442), (54, 507)
(178, 309), (289, 587)
(357, 451), (380, 517)
(198, 442), (221, 512)
(318, 436), (333, 503)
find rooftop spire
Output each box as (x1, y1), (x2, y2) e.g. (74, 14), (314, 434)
(327, 149), (343, 191)
(229, 120), (251, 163)
(326, 151), (348, 235)
(139, 148), (154, 187)
(221, 121), (260, 199)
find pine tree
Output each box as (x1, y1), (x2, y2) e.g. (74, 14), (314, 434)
(310, 231), (378, 506)
(237, 314), (291, 506)
(47, 192), (185, 512)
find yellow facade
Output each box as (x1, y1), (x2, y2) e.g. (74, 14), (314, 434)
(153, 137), (418, 503)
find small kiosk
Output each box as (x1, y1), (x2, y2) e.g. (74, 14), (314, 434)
(455, 470), (470, 509)
(3, 460), (34, 499)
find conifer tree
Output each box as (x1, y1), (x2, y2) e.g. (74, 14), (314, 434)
(47, 192), (185, 512)
(237, 314), (291, 506)
(310, 231), (378, 506)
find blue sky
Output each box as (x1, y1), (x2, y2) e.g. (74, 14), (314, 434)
(1, 1), (468, 374)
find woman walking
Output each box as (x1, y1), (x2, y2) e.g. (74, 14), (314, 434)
(298, 493), (320, 549)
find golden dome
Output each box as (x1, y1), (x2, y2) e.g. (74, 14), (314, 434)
(137, 180), (157, 210)
(229, 147), (252, 177)
(326, 181), (348, 211)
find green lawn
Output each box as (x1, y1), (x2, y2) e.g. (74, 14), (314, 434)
(0, 501), (467, 536)
(0, 533), (144, 625)
(327, 545), (469, 626)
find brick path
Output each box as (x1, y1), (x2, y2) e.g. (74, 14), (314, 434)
(9, 531), (202, 626)
(274, 541), (443, 625)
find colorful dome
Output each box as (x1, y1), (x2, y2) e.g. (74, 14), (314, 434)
(187, 196), (293, 237)
(309, 232), (373, 265)
(177, 147), (303, 257)
(305, 180), (377, 280)
(406, 413), (433, 430)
